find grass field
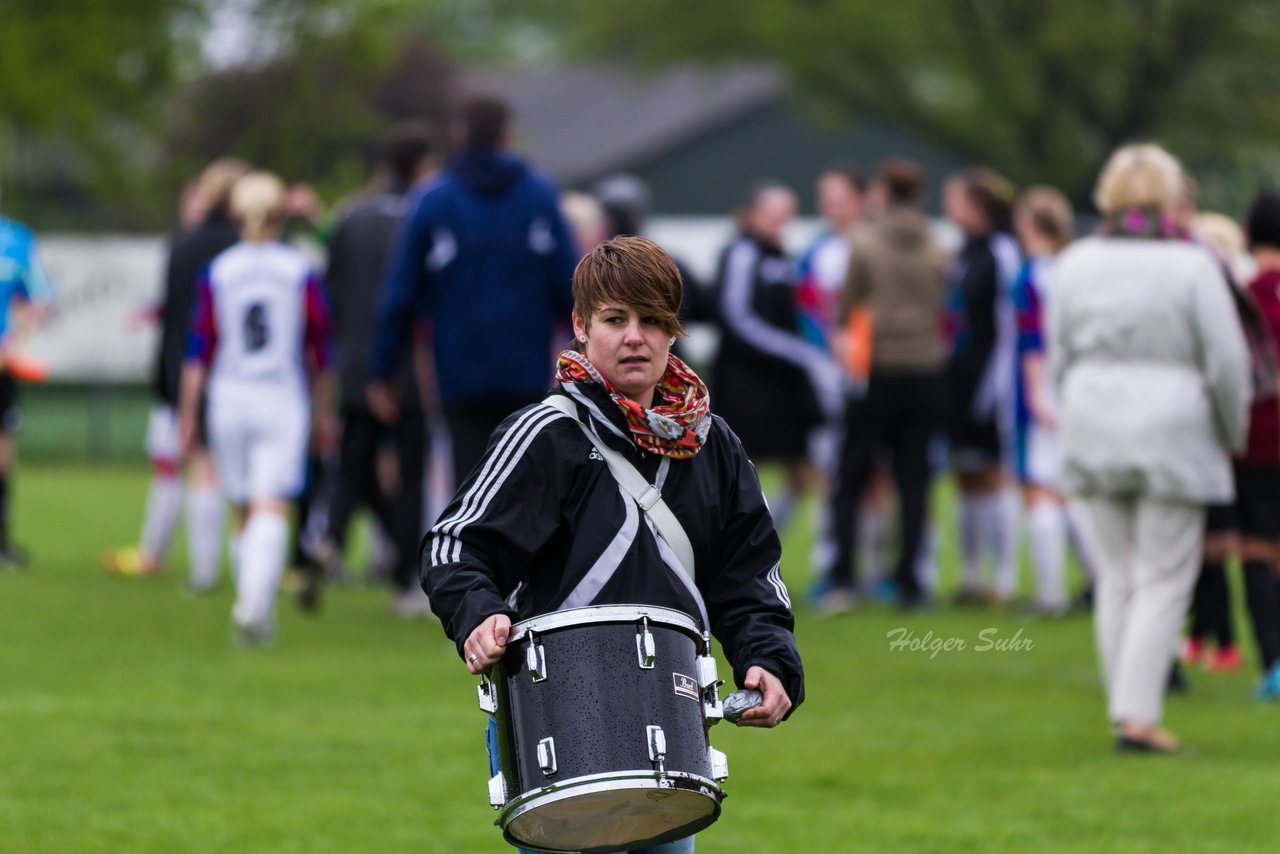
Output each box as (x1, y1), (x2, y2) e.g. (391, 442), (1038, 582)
(2, 462), (1278, 853)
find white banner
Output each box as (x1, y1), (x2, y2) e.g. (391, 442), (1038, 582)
(25, 235), (165, 383)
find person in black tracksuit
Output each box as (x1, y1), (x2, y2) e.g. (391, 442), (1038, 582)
(943, 168), (1023, 604)
(311, 123), (437, 613)
(425, 236), (802, 725)
(710, 183), (841, 531)
(106, 159), (247, 585)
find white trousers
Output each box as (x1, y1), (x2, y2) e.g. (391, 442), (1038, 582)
(1087, 496), (1204, 727)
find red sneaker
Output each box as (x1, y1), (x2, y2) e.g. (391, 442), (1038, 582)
(1206, 645), (1244, 673)
(1180, 637), (1205, 666)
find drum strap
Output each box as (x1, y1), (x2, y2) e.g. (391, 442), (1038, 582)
(542, 396), (708, 625)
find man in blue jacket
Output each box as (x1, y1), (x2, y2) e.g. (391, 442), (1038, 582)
(369, 95), (577, 486)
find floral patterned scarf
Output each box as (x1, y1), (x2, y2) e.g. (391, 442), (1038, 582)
(555, 349), (712, 459)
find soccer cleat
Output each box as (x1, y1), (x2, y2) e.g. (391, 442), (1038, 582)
(102, 547), (160, 578)
(1205, 645), (1243, 673)
(1256, 663), (1280, 701)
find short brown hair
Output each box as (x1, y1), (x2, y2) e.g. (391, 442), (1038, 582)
(1016, 186), (1074, 251)
(459, 95), (510, 149)
(573, 236), (684, 339)
(952, 166), (1016, 229)
(877, 157), (926, 206)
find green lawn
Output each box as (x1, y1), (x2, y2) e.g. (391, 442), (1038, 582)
(2, 463), (1277, 852)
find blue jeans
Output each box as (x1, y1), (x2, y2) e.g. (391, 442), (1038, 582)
(485, 719), (695, 854)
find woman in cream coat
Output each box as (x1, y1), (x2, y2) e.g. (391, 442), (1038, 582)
(1049, 144), (1251, 753)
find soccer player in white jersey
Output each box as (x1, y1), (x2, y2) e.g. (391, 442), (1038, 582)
(179, 171), (336, 644)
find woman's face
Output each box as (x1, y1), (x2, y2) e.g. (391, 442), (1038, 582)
(573, 304), (671, 405)
(744, 187), (797, 246)
(944, 179), (986, 236)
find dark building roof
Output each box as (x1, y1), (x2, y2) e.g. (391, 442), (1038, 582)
(464, 63), (967, 215)
(465, 64), (785, 187)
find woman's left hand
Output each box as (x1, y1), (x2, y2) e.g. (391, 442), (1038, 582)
(734, 666), (791, 728)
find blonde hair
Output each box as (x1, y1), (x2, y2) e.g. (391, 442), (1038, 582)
(1016, 186), (1074, 251)
(1193, 211), (1253, 283)
(194, 157), (250, 219)
(231, 171), (287, 242)
(1093, 143), (1183, 214)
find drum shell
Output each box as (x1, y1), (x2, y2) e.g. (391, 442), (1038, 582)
(493, 617), (714, 796)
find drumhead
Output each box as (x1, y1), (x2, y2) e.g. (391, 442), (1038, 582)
(503, 772), (722, 853)
(511, 604), (703, 644)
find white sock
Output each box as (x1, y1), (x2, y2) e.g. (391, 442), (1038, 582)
(991, 488), (1021, 599)
(959, 495), (986, 588)
(857, 507), (886, 580)
(233, 512), (289, 630)
(916, 522), (939, 593)
(1029, 501), (1067, 609)
(187, 485), (225, 591)
(370, 520), (397, 575)
(1066, 498), (1101, 581)
(139, 474), (182, 564)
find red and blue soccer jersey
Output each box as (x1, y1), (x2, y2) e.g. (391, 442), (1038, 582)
(186, 241), (332, 394)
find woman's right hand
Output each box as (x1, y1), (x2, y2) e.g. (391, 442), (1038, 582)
(463, 614), (512, 674)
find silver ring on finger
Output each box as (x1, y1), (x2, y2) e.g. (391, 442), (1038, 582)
(468, 653), (478, 664)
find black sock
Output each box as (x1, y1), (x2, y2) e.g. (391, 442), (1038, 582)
(1243, 559), (1280, 672)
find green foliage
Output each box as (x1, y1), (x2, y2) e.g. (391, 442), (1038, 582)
(560, 0), (1280, 205)
(3, 462), (1280, 851)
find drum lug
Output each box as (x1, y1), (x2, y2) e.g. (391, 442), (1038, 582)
(526, 631), (548, 683)
(696, 655), (718, 688)
(487, 772), (508, 808)
(536, 737), (557, 776)
(709, 747), (729, 782)
(703, 687), (724, 724)
(647, 725), (667, 777)
(636, 618), (656, 669)
(477, 676), (497, 714)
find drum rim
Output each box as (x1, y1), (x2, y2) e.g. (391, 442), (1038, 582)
(510, 604), (704, 643)
(499, 769), (725, 847)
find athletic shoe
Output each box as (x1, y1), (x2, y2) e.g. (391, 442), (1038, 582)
(1205, 645), (1243, 673)
(953, 584), (990, 607)
(870, 576), (899, 606)
(232, 619), (275, 648)
(812, 587), (857, 618)
(1179, 637), (1205, 667)
(0, 544), (29, 570)
(1255, 663), (1280, 701)
(102, 547), (159, 578)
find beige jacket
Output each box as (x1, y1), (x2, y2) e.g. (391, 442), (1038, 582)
(839, 207), (950, 372)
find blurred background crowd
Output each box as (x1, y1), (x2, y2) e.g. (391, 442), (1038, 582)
(5, 0), (1280, 757)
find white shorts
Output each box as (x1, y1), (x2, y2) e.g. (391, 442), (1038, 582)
(145, 405), (181, 464)
(207, 386), (309, 503)
(1024, 424), (1062, 489)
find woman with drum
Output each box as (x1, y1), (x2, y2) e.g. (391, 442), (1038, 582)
(423, 235), (803, 853)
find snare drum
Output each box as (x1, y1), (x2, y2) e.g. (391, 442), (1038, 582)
(480, 605), (729, 853)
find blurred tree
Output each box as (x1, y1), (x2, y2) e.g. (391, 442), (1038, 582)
(0, 0), (201, 226)
(554, 0), (1280, 204)
(165, 28), (454, 205)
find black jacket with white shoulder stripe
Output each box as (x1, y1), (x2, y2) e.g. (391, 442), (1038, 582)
(422, 380), (804, 714)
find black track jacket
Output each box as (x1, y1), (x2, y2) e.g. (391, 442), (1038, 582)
(422, 380), (805, 714)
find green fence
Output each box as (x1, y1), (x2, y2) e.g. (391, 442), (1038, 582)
(18, 383), (153, 463)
